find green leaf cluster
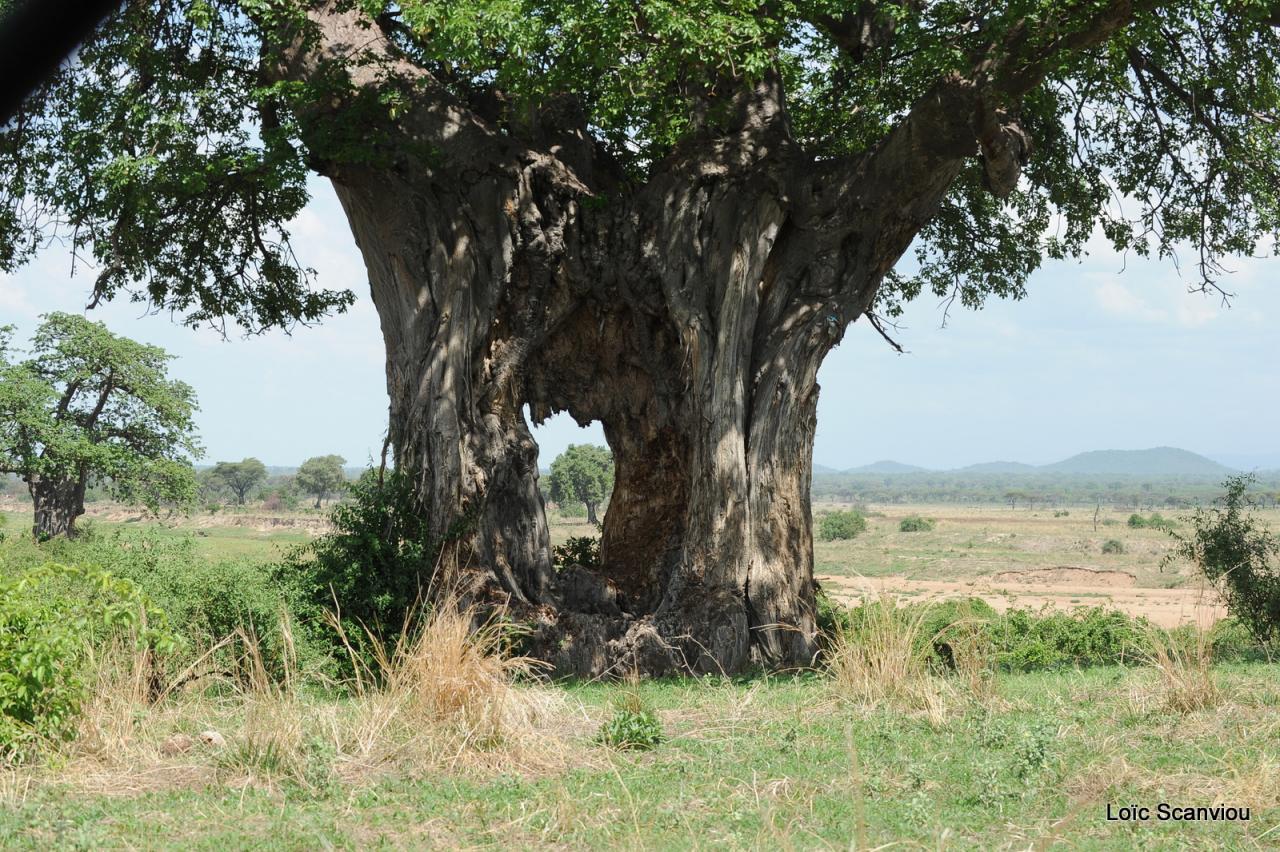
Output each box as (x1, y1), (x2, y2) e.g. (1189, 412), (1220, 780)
(817, 509), (868, 542)
(1, 0), (1276, 330)
(1170, 474), (1280, 642)
(0, 561), (176, 759)
(547, 444), (613, 518)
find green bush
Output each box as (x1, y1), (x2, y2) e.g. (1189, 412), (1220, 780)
(819, 594), (1149, 673)
(0, 562), (176, 758)
(818, 510), (868, 542)
(35, 530), (321, 681)
(273, 469), (454, 663)
(553, 535), (601, 570)
(1101, 539), (1125, 554)
(991, 606), (1146, 671)
(596, 693), (665, 751)
(1129, 513), (1175, 531)
(899, 516), (935, 533)
(557, 501), (587, 519)
(815, 586), (853, 648)
(1171, 474), (1280, 643)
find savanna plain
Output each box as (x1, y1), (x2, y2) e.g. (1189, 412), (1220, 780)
(0, 498), (1276, 850)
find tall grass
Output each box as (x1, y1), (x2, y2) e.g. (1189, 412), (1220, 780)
(36, 598), (561, 792)
(825, 594), (954, 724)
(332, 599), (553, 771)
(1139, 622), (1220, 714)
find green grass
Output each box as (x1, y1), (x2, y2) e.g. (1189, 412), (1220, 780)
(0, 508), (312, 563)
(1, 665), (1276, 849)
(1, 505), (1277, 848)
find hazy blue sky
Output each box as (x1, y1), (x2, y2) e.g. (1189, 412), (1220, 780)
(2, 178), (1277, 471)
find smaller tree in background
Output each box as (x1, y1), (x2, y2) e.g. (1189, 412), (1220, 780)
(0, 315), (201, 539)
(296, 455), (347, 509)
(548, 445), (613, 526)
(211, 458), (268, 506)
(1170, 475), (1280, 643)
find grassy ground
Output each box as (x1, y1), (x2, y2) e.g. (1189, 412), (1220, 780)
(1, 665), (1276, 849)
(812, 503), (1280, 588)
(1, 507), (316, 562)
(1, 503), (1277, 848)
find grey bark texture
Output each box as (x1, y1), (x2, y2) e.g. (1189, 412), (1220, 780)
(31, 477), (87, 539)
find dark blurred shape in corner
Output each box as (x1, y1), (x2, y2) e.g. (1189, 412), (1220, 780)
(0, 0), (120, 125)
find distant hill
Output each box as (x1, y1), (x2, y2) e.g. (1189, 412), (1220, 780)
(844, 460), (928, 474)
(958, 461), (1037, 474)
(1041, 447), (1234, 476)
(811, 446), (1241, 477)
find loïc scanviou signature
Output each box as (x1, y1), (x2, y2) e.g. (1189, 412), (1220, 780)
(1107, 803), (1250, 823)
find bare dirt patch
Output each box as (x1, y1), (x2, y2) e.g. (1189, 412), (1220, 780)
(992, 566), (1136, 587)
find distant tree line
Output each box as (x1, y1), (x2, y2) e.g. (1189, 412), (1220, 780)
(197, 455), (351, 511)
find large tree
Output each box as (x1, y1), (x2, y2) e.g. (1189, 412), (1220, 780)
(1, 0), (1277, 674)
(0, 313), (200, 538)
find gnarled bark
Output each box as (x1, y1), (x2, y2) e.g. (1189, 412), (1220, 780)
(30, 476), (87, 539)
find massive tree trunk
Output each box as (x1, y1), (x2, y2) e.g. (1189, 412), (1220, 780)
(30, 476), (87, 539)
(285, 5), (1051, 677)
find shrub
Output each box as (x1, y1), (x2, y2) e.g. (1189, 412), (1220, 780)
(1170, 474), (1280, 643)
(899, 516), (935, 533)
(825, 595), (951, 723)
(815, 586), (853, 643)
(0, 563), (176, 758)
(818, 510), (868, 542)
(274, 469), (448, 660)
(991, 606), (1146, 671)
(37, 530), (321, 682)
(1101, 539), (1125, 554)
(556, 501), (587, 519)
(820, 594), (1148, 676)
(553, 535), (601, 571)
(596, 692), (665, 750)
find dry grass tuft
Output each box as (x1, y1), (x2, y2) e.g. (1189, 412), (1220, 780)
(1139, 623), (1220, 714)
(332, 599), (558, 774)
(826, 593), (954, 725)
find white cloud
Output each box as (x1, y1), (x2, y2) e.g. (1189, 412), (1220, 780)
(1175, 295), (1219, 328)
(1094, 279), (1170, 323)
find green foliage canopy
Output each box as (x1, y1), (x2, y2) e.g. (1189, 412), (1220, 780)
(1171, 474), (1280, 642)
(547, 444), (613, 522)
(210, 457), (268, 505)
(0, 561), (176, 758)
(1, 1), (1276, 330)
(295, 454), (347, 507)
(0, 313), (200, 512)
